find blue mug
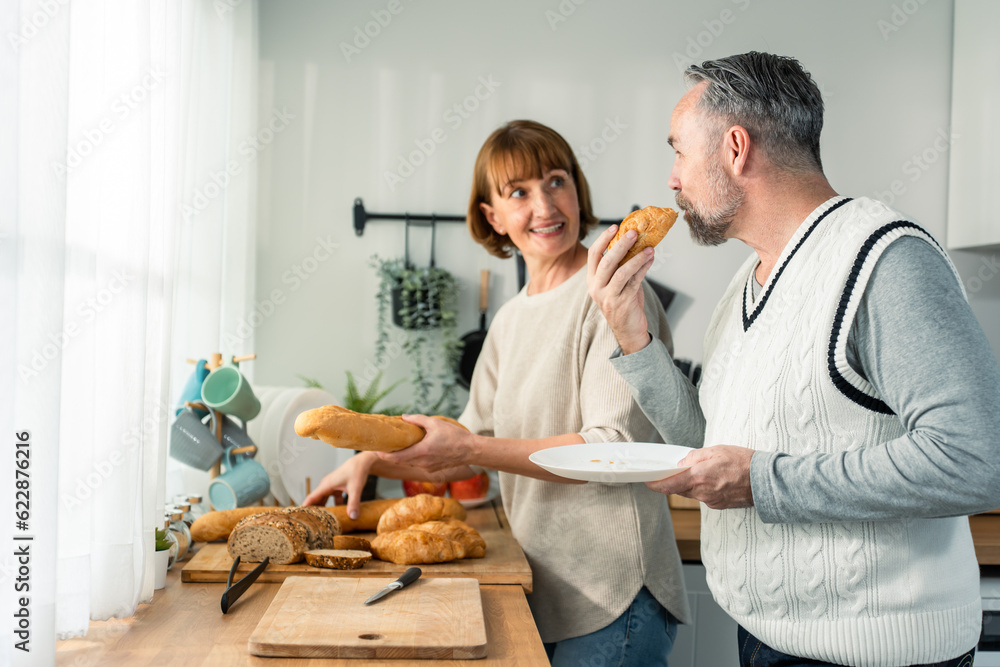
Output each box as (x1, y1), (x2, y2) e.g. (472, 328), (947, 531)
(208, 447), (270, 510)
(175, 359), (210, 416)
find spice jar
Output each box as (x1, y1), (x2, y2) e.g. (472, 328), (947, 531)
(165, 509), (191, 561)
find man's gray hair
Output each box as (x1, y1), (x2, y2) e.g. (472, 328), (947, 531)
(685, 52), (824, 173)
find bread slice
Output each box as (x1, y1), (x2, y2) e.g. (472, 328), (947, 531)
(332, 535), (372, 552)
(304, 549), (372, 570)
(227, 515), (309, 564)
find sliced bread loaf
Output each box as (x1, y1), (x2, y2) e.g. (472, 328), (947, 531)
(227, 514), (309, 564)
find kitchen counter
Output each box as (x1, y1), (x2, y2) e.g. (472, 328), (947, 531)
(669, 508), (1000, 564)
(55, 566), (549, 666)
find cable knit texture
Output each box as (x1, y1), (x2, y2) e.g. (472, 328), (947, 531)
(459, 267), (691, 643)
(699, 197), (981, 666)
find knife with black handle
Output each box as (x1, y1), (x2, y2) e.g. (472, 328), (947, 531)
(364, 567), (422, 605)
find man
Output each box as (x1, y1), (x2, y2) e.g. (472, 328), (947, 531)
(588, 51), (999, 667)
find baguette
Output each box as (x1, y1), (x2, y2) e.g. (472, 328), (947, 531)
(607, 206), (677, 267)
(376, 494), (467, 534)
(190, 498), (400, 542)
(294, 405), (467, 453)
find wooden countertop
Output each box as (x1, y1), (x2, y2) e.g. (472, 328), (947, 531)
(55, 568), (549, 666)
(670, 508), (1000, 565)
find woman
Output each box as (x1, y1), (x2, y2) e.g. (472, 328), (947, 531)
(306, 120), (691, 666)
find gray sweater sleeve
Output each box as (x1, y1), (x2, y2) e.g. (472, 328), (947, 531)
(752, 236), (1000, 523)
(610, 330), (706, 450)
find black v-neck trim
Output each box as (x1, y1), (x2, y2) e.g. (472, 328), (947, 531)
(741, 197), (853, 332)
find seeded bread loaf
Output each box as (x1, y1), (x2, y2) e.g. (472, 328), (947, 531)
(376, 494), (467, 534)
(275, 506), (341, 549)
(304, 549), (372, 570)
(293, 404), (467, 452)
(227, 514), (309, 564)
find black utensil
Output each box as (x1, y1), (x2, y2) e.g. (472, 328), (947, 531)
(457, 270), (490, 389)
(364, 567), (423, 605)
(221, 556), (269, 614)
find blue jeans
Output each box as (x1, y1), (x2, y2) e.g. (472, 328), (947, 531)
(544, 587), (678, 667)
(738, 625), (976, 667)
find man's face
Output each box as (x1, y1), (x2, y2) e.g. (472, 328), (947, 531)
(667, 84), (744, 247)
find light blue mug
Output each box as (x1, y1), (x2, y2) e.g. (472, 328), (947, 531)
(201, 362), (260, 421)
(208, 447), (270, 510)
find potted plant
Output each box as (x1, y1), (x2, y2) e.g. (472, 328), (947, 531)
(154, 528), (175, 590)
(371, 256), (462, 419)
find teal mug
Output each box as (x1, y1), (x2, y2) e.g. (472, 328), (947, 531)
(201, 362), (260, 421)
(208, 447), (270, 510)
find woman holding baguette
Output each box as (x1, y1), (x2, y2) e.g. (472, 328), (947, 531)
(305, 120), (695, 666)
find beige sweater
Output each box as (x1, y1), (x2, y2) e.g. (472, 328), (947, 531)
(459, 267), (691, 643)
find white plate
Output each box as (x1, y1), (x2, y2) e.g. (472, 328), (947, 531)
(456, 491), (498, 509)
(279, 389), (354, 506)
(260, 388), (300, 505)
(529, 442), (693, 483)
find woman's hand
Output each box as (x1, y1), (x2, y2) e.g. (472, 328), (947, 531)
(302, 451), (377, 519)
(378, 414), (476, 473)
(587, 224), (654, 355)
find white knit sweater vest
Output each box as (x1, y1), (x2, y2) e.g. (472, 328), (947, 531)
(699, 197), (981, 666)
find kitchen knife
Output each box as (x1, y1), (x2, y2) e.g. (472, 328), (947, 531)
(364, 567), (422, 605)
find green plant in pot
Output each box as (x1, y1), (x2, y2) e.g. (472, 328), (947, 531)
(371, 255), (462, 419)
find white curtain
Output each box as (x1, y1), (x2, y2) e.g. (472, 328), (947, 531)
(0, 0), (258, 660)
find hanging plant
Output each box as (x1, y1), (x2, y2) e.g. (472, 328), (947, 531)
(371, 255), (462, 419)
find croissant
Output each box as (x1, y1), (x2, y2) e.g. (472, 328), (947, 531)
(410, 519), (485, 558)
(376, 493), (467, 534)
(370, 530), (466, 564)
(607, 206), (677, 267)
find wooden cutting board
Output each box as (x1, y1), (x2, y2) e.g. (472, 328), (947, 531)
(182, 502), (533, 591)
(248, 576), (487, 660)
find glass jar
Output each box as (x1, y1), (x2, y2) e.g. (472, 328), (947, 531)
(159, 517), (180, 569)
(165, 509), (191, 561)
(173, 500), (195, 527)
(184, 494), (207, 521)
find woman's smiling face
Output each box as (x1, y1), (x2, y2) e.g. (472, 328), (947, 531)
(480, 167), (581, 262)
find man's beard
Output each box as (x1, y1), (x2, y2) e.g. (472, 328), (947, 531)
(676, 161), (745, 247)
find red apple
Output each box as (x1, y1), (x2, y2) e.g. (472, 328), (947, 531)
(449, 472), (490, 500)
(402, 480), (448, 497)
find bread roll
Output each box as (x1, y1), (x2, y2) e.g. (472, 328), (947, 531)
(304, 549), (371, 570)
(332, 535), (372, 552)
(607, 206), (677, 267)
(370, 530), (466, 565)
(227, 514), (309, 564)
(410, 519), (485, 558)
(294, 405), (467, 452)
(376, 494), (467, 534)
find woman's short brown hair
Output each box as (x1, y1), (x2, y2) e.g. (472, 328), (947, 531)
(467, 120), (598, 258)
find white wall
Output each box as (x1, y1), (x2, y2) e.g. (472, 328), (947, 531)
(253, 0), (1000, 405)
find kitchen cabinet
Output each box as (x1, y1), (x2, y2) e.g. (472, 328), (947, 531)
(947, 0), (1000, 249)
